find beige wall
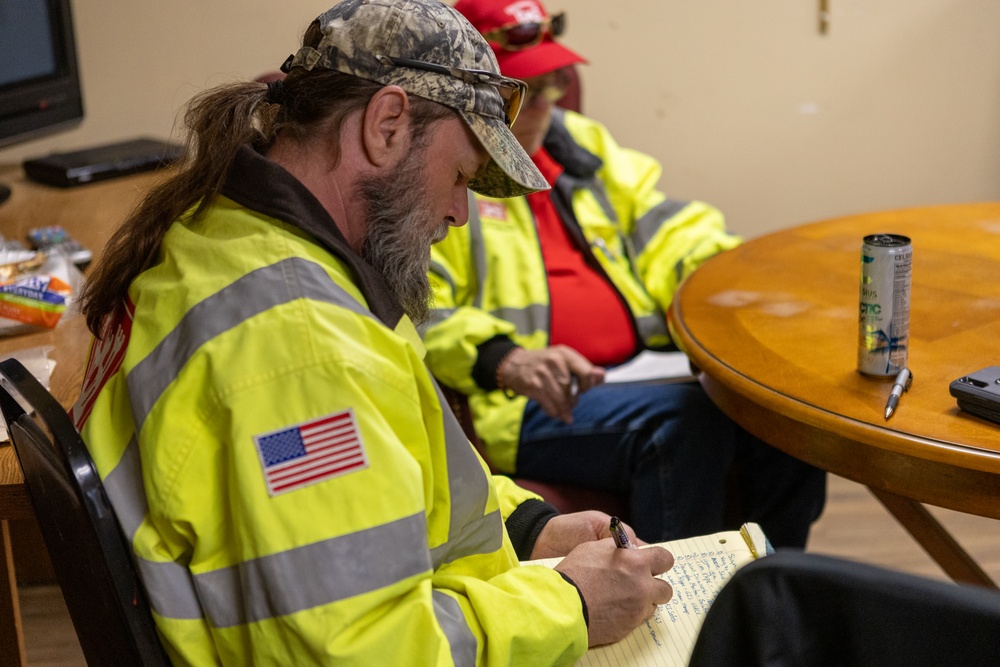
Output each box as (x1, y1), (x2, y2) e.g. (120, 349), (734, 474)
(565, 1), (1000, 238)
(4, 0), (999, 238)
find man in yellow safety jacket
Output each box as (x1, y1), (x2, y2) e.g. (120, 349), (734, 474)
(71, 1), (673, 664)
(425, 0), (827, 547)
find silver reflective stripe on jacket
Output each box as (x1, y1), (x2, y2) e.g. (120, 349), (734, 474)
(629, 198), (690, 256)
(467, 190), (489, 311)
(104, 255), (495, 655)
(430, 380), (502, 569)
(490, 304), (549, 337)
(426, 192), (491, 329)
(127, 258), (357, 433)
(636, 313), (669, 342)
(194, 514), (432, 627)
(584, 177), (618, 223)
(135, 513), (431, 624)
(434, 590), (478, 666)
(102, 435), (146, 541)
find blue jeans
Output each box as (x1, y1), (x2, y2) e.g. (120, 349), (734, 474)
(516, 381), (827, 548)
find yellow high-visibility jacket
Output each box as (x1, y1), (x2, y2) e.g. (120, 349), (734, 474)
(424, 109), (741, 473)
(73, 147), (587, 666)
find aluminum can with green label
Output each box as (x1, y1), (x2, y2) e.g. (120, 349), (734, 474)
(858, 234), (912, 376)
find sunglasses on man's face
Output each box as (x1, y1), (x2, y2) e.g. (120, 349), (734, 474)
(524, 68), (573, 105)
(377, 55), (526, 127)
(483, 12), (566, 51)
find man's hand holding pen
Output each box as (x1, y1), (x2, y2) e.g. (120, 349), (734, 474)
(542, 512), (674, 647)
(498, 353), (674, 646)
(609, 516), (637, 549)
(496, 345), (604, 423)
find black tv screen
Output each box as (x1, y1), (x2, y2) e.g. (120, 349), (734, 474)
(0, 0), (84, 149)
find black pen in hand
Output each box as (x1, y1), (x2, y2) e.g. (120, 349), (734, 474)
(609, 516), (637, 549)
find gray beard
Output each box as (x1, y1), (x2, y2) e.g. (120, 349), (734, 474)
(357, 148), (448, 325)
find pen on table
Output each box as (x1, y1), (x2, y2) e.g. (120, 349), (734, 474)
(609, 516), (637, 549)
(884, 367), (913, 420)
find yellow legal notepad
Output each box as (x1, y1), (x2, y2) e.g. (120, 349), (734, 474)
(524, 522), (770, 667)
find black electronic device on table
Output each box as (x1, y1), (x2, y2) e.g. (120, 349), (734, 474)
(22, 137), (184, 188)
(949, 366), (1000, 426)
(26, 224), (92, 268)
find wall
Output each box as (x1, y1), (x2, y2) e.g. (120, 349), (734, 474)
(1, 0), (334, 161)
(565, 0), (1000, 237)
(3, 0), (998, 239)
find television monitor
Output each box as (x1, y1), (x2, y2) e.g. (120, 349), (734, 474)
(0, 0), (84, 202)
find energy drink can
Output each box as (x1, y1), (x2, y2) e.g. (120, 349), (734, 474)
(858, 234), (912, 376)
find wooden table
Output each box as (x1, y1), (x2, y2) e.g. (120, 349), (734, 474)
(669, 203), (1000, 588)
(0, 165), (164, 665)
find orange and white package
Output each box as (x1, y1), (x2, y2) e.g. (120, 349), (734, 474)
(0, 267), (73, 333)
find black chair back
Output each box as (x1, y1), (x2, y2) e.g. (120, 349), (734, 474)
(0, 358), (169, 666)
(689, 550), (1000, 666)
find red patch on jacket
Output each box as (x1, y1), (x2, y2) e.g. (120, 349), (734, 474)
(72, 299), (135, 430)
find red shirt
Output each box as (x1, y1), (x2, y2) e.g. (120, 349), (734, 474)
(527, 148), (636, 367)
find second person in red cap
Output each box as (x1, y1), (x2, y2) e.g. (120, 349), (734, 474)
(424, 0), (827, 548)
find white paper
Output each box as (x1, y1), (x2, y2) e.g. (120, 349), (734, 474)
(604, 350), (695, 385)
(524, 525), (764, 667)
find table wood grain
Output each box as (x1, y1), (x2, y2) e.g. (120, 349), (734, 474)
(670, 203), (1000, 585)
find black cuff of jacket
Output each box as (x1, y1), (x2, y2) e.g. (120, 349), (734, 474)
(504, 498), (560, 561)
(557, 571), (590, 628)
(473, 335), (520, 391)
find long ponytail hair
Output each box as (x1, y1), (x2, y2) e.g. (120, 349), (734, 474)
(80, 18), (451, 337)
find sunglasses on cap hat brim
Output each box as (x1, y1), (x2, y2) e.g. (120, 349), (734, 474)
(375, 55), (527, 127)
(483, 12), (566, 51)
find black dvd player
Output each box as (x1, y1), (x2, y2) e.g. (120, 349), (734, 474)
(22, 137), (183, 187)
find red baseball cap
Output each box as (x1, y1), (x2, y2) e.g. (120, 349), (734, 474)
(454, 0), (586, 80)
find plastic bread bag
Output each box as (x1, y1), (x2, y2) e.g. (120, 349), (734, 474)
(0, 344), (56, 441)
(0, 249), (83, 336)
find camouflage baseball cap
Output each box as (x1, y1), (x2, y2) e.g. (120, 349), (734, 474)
(282, 0), (549, 198)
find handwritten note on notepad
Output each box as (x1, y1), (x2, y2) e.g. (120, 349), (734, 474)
(525, 524), (767, 667)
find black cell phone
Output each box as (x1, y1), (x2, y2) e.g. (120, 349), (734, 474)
(949, 366), (1000, 425)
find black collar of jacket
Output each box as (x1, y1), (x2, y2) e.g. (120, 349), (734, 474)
(542, 108), (603, 180)
(220, 145), (404, 328)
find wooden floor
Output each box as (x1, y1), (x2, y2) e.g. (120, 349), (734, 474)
(17, 473), (1000, 666)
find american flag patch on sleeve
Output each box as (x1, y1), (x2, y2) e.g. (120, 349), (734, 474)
(254, 409), (368, 496)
